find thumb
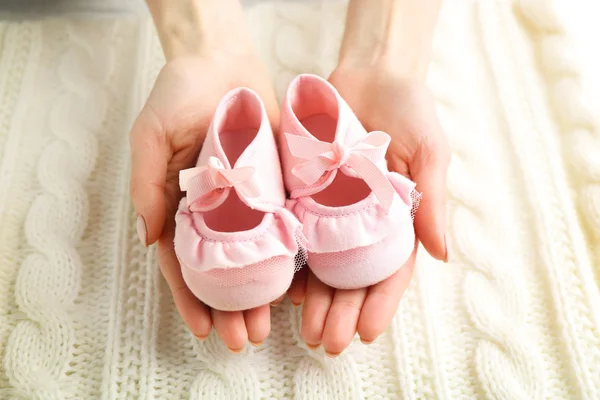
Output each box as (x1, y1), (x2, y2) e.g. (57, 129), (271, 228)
(129, 105), (169, 247)
(410, 135), (450, 262)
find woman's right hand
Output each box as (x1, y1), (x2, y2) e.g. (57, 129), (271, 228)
(129, 51), (280, 351)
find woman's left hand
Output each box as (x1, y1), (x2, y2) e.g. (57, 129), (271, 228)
(287, 64), (450, 356)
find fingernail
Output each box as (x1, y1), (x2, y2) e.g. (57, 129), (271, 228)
(194, 334), (208, 342)
(249, 340), (263, 347)
(306, 343), (320, 350)
(291, 301), (302, 307)
(325, 350), (340, 358)
(360, 338), (374, 345)
(443, 233), (449, 263)
(228, 347), (244, 354)
(136, 215), (147, 247)
(271, 295), (285, 306)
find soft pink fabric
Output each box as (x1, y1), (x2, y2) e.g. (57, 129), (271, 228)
(280, 74), (418, 289)
(286, 173), (413, 253)
(176, 201), (300, 270)
(285, 130), (396, 212)
(307, 226), (415, 289)
(180, 156), (259, 212)
(280, 75), (376, 198)
(181, 256), (295, 311)
(174, 88), (300, 311)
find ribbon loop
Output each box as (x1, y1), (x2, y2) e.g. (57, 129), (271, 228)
(179, 156), (260, 211)
(285, 131), (395, 212)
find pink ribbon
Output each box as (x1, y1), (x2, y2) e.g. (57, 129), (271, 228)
(285, 131), (396, 212)
(179, 156), (260, 211)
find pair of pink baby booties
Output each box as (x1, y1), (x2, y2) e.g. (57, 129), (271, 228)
(174, 74), (419, 311)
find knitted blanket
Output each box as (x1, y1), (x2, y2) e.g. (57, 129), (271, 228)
(1, 0), (599, 398)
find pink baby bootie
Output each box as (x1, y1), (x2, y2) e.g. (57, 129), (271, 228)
(280, 74), (420, 289)
(174, 88), (304, 311)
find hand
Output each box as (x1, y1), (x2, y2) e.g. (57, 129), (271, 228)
(288, 64), (450, 356)
(129, 53), (279, 351)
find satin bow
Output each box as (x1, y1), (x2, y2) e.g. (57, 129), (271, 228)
(179, 156), (259, 211)
(285, 131), (396, 212)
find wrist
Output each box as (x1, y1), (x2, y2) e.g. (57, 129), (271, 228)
(147, 0), (255, 61)
(338, 44), (431, 82)
(337, 0), (440, 81)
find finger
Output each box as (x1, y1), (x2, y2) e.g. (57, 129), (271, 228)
(301, 271), (335, 348)
(409, 131), (450, 261)
(321, 288), (367, 357)
(157, 220), (212, 339)
(244, 305), (271, 346)
(130, 104), (170, 246)
(287, 266), (308, 306)
(357, 248), (417, 343)
(212, 309), (248, 353)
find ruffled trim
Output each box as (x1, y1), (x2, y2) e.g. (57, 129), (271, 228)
(287, 172), (416, 253)
(175, 198), (301, 272)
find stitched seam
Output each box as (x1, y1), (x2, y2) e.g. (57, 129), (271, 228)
(294, 198), (377, 218)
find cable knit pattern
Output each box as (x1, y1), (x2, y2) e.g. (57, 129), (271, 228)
(441, 4), (546, 399)
(288, 306), (364, 399)
(0, 22), (41, 396)
(514, 0), (600, 284)
(1, 1), (600, 398)
(482, 0), (600, 398)
(189, 337), (261, 399)
(3, 23), (112, 398)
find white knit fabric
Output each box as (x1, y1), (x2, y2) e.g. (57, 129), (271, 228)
(1, 0), (599, 398)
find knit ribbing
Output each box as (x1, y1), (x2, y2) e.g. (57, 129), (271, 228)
(483, 0), (600, 398)
(514, 0), (600, 396)
(1, 2), (600, 397)
(515, 0), (600, 288)
(427, 4), (547, 399)
(0, 23), (40, 397)
(4, 22), (104, 398)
